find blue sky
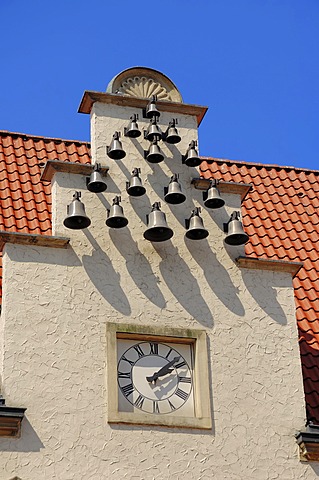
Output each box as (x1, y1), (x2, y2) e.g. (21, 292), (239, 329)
(0, 0), (318, 170)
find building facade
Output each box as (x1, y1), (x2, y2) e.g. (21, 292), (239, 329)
(0, 68), (318, 479)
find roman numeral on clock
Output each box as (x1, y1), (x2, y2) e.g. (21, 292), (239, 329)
(118, 371), (131, 379)
(149, 342), (159, 355)
(178, 376), (191, 383)
(134, 394), (145, 409)
(153, 401), (160, 414)
(165, 347), (173, 359)
(122, 383), (134, 397)
(175, 388), (188, 401)
(133, 344), (144, 358)
(168, 399), (176, 411)
(121, 355), (134, 366)
(175, 359), (186, 369)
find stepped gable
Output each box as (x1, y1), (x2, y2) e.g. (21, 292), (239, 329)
(200, 157), (319, 423)
(0, 130), (91, 300)
(0, 130), (318, 423)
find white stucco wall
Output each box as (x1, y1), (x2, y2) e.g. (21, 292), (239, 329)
(0, 100), (317, 479)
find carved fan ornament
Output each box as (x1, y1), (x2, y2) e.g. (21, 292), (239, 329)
(107, 68), (183, 103)
(117, 76), (171, 101)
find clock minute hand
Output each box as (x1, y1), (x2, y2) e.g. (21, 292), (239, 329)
(146, 356), (180, 383)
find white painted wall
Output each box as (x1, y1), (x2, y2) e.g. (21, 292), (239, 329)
(0, 100), (316, 479)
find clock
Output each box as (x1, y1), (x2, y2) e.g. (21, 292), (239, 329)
(117, 340), (194, 416)
(106, 323), (212, 429)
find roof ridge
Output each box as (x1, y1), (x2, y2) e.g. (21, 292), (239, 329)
(0, 130), (91, 146)
(201, 156), (319, 175)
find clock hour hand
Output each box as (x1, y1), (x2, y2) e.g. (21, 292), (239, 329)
(146, 356), (180, 383)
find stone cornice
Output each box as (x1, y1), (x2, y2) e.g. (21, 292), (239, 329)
(191, 178), (253, 202)
(236, 256), (303, 277)
(0, 231), (69, 250)
(78, 91), (208, 126)
(40, 160), (108, 183)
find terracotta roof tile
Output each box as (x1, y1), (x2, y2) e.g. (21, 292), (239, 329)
(200, 157), (319, 423)
(0, 130), (91, 308)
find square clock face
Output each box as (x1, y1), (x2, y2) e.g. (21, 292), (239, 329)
(117, 338), (194, 417)
(106, 323), (212, 429)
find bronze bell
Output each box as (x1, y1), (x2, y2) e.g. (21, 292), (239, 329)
(126, 168), (146, 197)
(107, 131), (126, 160)
(185, 207), (209, 240)
(164, 119), (181, 144)
(124, 114), (141, 138)
(224, 211), (249, 246)
(182, 140), (202, 167)
(144, 202), (173, 242)
(144, 139), (164, 163)
(203, 180), (225, 209)
(164, 173), (186, 205)
(144, 117), (162, 142)
(106, 196), (128, 229)
(86, 163), (107, 193)
(145, 95), (160, 119)
(63, 191), (91, 230)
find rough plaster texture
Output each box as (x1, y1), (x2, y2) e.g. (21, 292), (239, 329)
(0, 101), (317, 479)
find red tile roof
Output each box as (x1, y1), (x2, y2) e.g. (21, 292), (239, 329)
(0, 130), (318, 423)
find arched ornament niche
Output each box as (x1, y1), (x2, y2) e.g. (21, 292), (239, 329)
(106, 67), (183, 103)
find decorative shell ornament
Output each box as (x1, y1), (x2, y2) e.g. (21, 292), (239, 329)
(107, 67), (183, 103)
(117, 76), (171, 101)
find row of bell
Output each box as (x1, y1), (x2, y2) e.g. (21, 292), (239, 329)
(106, 130), (202, 167)
(87, 166), (226, 209)
(63, 192), (248, 245)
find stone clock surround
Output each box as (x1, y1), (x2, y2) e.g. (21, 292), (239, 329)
(0, 69), (315, 478)
(106, 322), (211, 429)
